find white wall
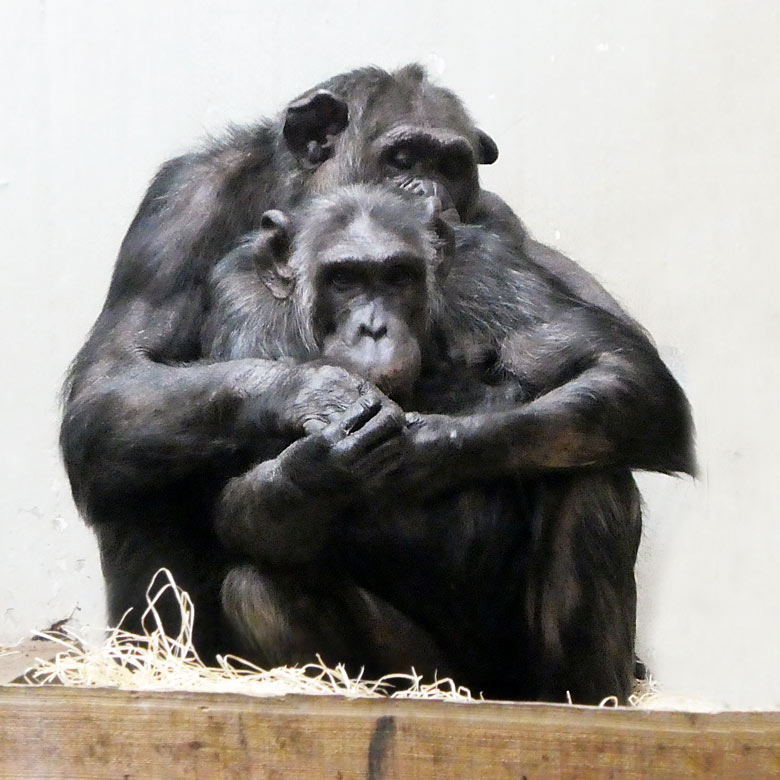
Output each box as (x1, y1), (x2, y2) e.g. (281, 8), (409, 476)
(2, 0), (778, 708)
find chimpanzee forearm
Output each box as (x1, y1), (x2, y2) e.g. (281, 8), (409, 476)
(215, 440), (349, 566)
(61, 357), (279, 501)
(480, 302), (695, 475)
(386, 341), (693, 503)
(396, 352), (693, 502)
(60, 343), (384, 514)
(215, 398), (405, 566)
(457, 352), (695, 476)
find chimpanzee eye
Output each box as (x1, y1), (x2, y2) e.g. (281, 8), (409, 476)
(384, 264), (421, 287)
(327, 268), (361, 291)
(388, 146), (415, 170)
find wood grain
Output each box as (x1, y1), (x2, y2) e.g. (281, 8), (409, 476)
(1, 687), (778, 779)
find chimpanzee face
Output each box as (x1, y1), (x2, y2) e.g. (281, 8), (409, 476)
(311, 221), (431, 399)
(372, 124), (488, 219)
(282, 65), (497, 221)
(247, 186), (451, 400)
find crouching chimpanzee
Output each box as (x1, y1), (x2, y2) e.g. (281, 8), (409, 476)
(60, 64), (694, 703)
(199, 184), (690, 702)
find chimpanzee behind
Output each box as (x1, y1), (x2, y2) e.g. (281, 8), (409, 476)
(200, 184), (678, 701)
(61, 65), (694, 703)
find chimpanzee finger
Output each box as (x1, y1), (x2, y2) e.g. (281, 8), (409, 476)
(314, 397), (383, 444)
(302, 398), (368, 434)
(331, 406), (404, 464)
(356, 436), (405, 479)
(302, 417), (328, 434)
(349, 404), (403, 445)
(339, 397), (383, 434)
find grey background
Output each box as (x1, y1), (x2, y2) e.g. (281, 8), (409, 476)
(2, 1), (778, 708)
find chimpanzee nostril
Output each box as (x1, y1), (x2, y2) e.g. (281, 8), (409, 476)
(358, 323), (388, 340)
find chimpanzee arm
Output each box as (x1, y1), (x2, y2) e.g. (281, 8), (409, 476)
(60, 149), (383, 517)
(377, 223), (695, 501)
(475, 295), (695, 473)
(62, 323), (379, 513)
(449, 338), (693, 475)
(216, 439), (348, 567)
(392, 310), (693, 502)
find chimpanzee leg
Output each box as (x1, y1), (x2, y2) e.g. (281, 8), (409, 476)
(95, 519), (238, 663)
(525, 470), (642, 704)
(220, 565), (451, 679)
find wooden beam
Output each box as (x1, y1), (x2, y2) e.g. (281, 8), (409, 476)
(1, 687), (778, 779)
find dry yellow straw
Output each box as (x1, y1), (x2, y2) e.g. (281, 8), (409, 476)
(11, 569), (473, 701)
(4, 568), (720, 710)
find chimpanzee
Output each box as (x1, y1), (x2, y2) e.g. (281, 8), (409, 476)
(198, 184), (689, 702)
(60, 64), (694, 702)
(202, 187), (455, 678)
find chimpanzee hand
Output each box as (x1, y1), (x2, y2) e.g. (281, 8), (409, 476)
(367, 412), (475, 503)
(279, 396), (406, 493)
(270, 363), (389, 437)
(394, 176), (461, 224)
(216, 395), (405, 565)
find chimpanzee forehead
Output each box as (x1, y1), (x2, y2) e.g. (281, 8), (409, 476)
(376, 124), (474, 152)
(318, 211), (432, 263)
(353, 67), (478, 143)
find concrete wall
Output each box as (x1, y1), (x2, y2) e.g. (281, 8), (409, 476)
(2, 0), (778, 708)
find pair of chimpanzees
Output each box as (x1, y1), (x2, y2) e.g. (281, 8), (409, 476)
(60, 64), (694, 703)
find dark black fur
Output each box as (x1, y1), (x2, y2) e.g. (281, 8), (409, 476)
(60, 65), (694, 702)
(197, 185), (690, 702)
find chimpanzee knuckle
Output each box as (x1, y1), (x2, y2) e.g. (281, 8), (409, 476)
(372, 405), (405, 434)
(388, 403), (406, 427)
(361, 434), (406, 474)
(313, 400), (362, 430)
(301, 416), (328, 434)
(360, 449), (406, 490)
(315, 364), (354, 385)
(329, 389), (365, 413)
(335, 397), (382, 433)
(307, 365), (366, 399)
(344, 419), (386, 451)
(332, 430), (367, 456)
(282, 377), (359, 429)
(304, 431), (334, 453)
(350, 432), (394, 465)
(367, 438), (404, 467)
(319, 420), (349, 446)
(353, 386), (383, 411)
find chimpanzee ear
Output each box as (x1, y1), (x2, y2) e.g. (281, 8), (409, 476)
(283, 89), (349, 168)
(421, 197), (456, 280)
(255, 210), (296, 299)
(476, 129), (498, 165)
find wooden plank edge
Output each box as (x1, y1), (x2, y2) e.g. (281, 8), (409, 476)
(1, 686), (779, 779)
